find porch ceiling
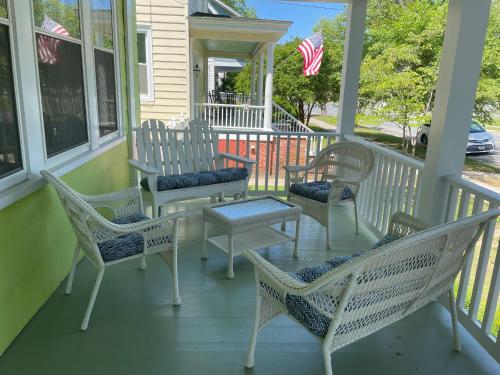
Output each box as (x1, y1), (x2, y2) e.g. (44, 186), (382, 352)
(189, 16), (292, 58)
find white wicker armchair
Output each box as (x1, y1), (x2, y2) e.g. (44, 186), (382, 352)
(243, 209), (499, 375)
(41, 171), (185, 330)
(284, 142), (374, 249)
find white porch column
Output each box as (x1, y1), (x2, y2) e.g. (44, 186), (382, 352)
(257, 52), (264, 105)
(263, 42), (275, 130)
(250, 57), (257, 104)
(418, 0), (492, 225)
(337, 0), (367, 137)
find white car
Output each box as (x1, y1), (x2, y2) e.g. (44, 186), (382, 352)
(416, 120), (496, 154)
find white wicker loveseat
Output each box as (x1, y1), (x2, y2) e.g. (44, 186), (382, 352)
(284, 142), (374, 248)
(41, 171), (185, 330)
(131, 119), (256, 217)
(243, 209), (499, 375)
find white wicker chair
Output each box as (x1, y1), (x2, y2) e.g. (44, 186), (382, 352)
(284, 142), (374, 249)
(41, 171), (185, 330)
(243, 209), (499, 375)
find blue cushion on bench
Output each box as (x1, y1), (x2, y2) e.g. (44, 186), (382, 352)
(290, 181), (353, 203)
(98, 214), (149, 262)
(140, 167), (248, 192)
(285, 235), (402, 337)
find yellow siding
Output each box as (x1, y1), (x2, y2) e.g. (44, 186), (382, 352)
(137, 0), (189, 122)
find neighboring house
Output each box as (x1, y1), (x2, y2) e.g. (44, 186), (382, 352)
(0, 0), (137, 355)
(136, 0), (294, 129)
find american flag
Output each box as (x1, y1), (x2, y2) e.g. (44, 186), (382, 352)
(37, 14), (70, 65)
(297, 33), (324, 76)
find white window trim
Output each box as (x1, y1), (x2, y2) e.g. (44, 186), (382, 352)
(0, 0), (126, 210)
(137, 24), (154, 102)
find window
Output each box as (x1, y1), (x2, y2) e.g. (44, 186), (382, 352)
(33, 0), (88, 157)
(0, 1), (23, 179)
(137, 26), (154, 101)
(0, 0), (125, 207)
(91, 0), (118, 137)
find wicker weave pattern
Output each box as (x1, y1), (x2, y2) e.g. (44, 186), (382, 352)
(244, 209), (500, 374)
(41, 171), (184, 330)
(284, 141), (374, 248)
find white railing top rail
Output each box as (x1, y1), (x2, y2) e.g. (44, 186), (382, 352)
(445, 175), (500, 205)
(345, 134), (424, 170)
(195, 103), (265, 110)
(132, 126), (338, 138)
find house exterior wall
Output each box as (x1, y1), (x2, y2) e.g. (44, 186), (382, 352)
(137, 0), (189, 123)
(0, 0), (133, 355)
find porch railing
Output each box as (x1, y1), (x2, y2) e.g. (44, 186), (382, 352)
(193, 103), (265, 129)
(193, 102), (312, 132)
(442, 175), (500, 359)
(271, 102), (312, 133)
(344, 135), (424, 236)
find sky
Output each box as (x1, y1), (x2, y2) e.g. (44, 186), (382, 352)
(246, 0), (346, 42)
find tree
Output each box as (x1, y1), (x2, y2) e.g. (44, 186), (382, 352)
(220, 0), (257, 18)
(271, 37), (340, 126)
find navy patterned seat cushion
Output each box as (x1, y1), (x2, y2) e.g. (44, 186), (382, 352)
(289, 181), (353, 203)
(140, 167), (248, 192)
(98, 213), (149, 262)
(284, 235), (402, 337)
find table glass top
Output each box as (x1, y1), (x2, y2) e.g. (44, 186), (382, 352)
(212, 198), (293, 220)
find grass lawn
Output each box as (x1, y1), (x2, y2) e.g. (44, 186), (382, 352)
(315, 114), (383, 127)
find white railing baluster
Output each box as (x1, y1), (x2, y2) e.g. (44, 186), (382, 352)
(468, 204), (496, 321)
(457, 196), (482, 309)
(274, 135), (281, 191)
(264, 134), (271, 192)
(482, 239), (500, 335)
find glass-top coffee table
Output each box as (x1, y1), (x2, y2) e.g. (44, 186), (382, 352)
(202, 196), (302, 279)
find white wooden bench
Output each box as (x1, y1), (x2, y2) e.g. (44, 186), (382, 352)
(130, 119), (255, 217)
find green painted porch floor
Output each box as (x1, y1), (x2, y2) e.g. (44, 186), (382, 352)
(0, 201), (498, 375)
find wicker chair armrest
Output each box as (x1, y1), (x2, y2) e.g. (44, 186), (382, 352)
(244, 250), (309, 293)
(388, 212), (430, 237)
(219, 152), (256, 165)
(128, 159), (159, 175)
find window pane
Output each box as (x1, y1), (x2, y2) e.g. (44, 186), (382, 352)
(137, 32), (146, 64)
(91, 0), (113, 49)
(138, 64), (149, 96)
(37, 34), (88, 157)
(0, 24), (22, 178)
(95, 49), (118, 136)
(0, 0), (7, 18)
(33, 0), (80, 39)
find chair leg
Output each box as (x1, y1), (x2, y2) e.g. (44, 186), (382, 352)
(139, 256), (147, 270)
(326, 210), (332, 250)
(449, 288), (462, 352)
(353, 198), (359, 234)
(323, 348), (333, 375)
(65, 244), (80, 295)
(218, 192), (225, 202)
(81, 267), (105, 331)
(245, 296), (262, 368)
(171, 249), (181, 306)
